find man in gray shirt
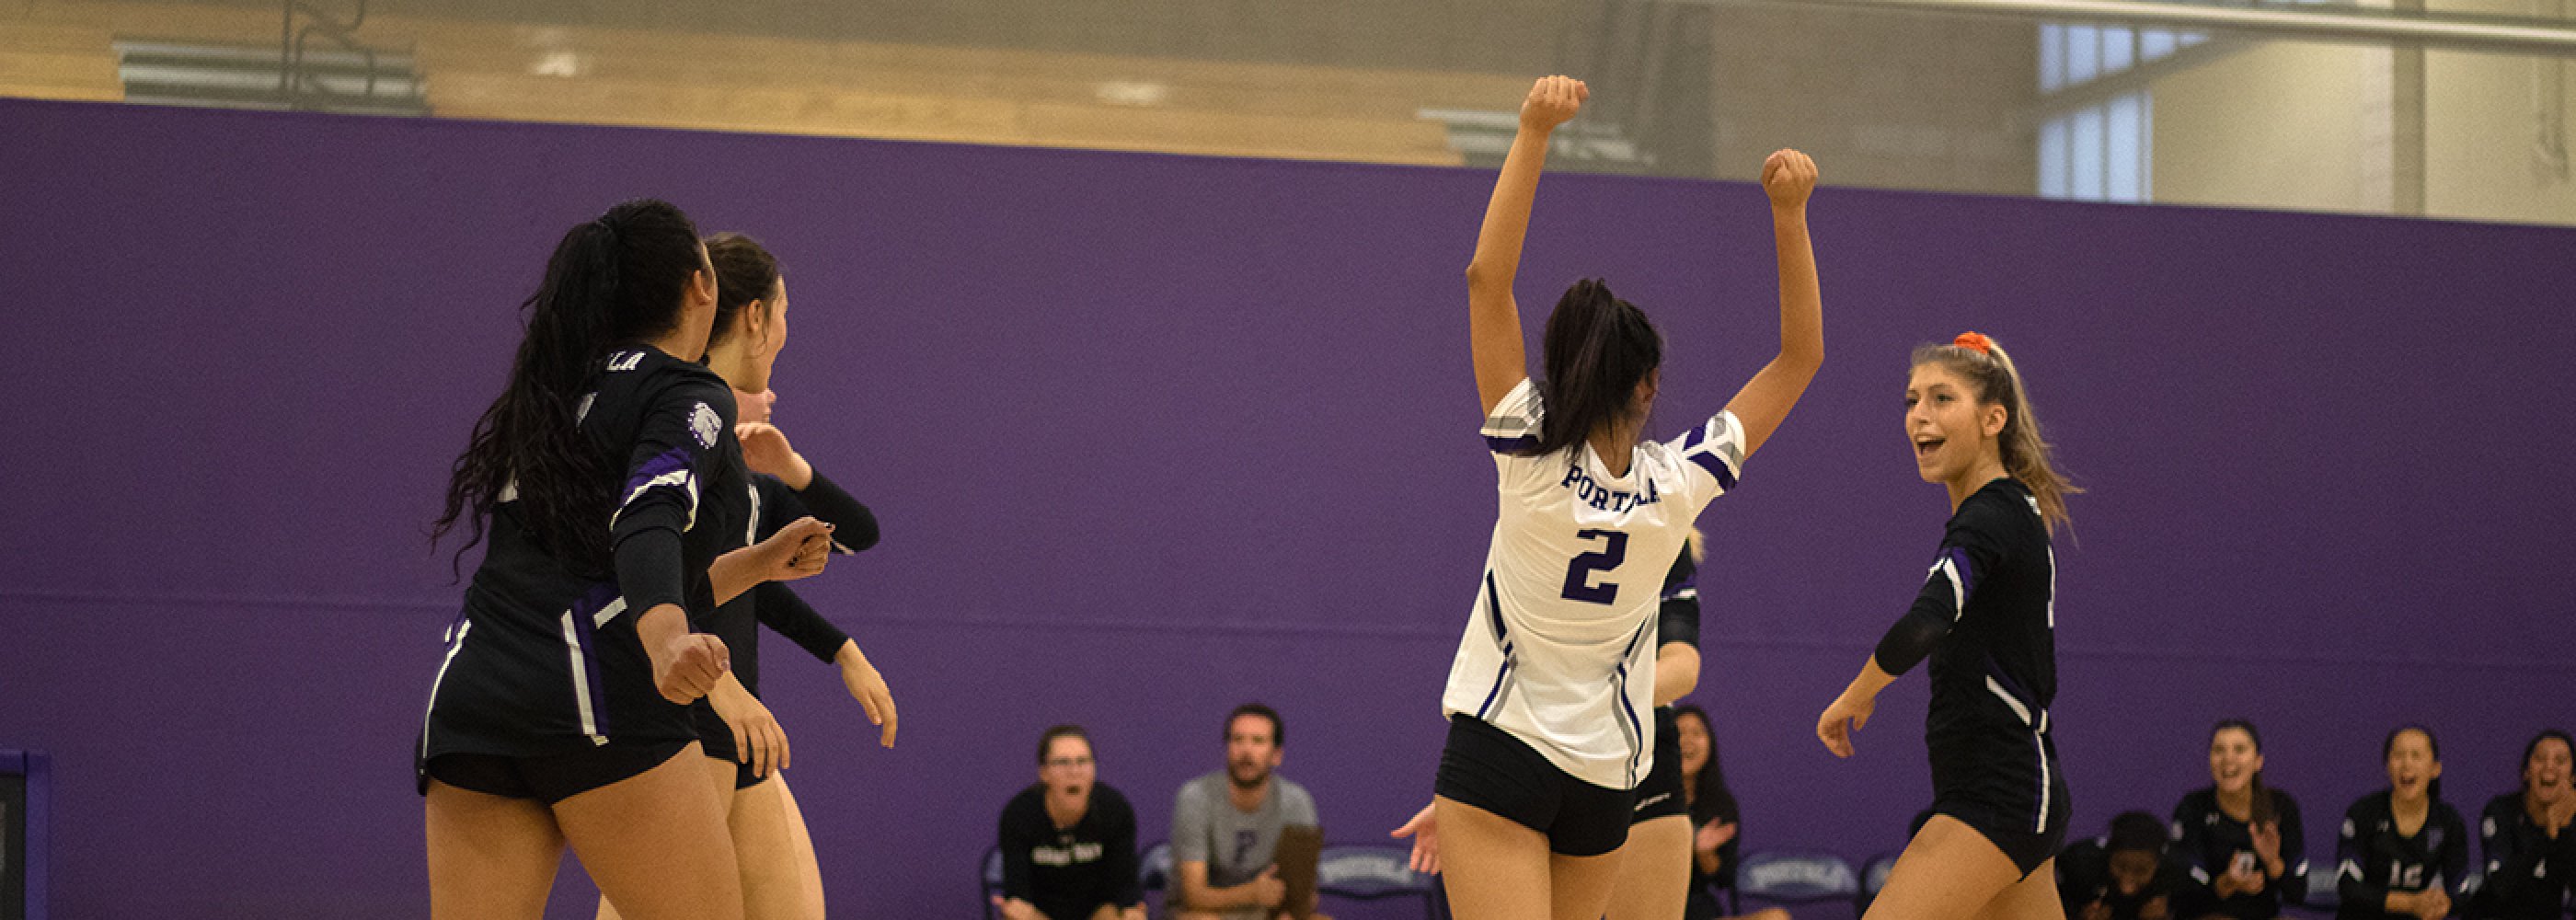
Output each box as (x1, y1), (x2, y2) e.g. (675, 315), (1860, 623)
(1169, 704), (1328, 920)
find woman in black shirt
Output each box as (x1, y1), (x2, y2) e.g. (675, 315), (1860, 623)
(2338, 726), (2468, 920)
(2171, 719), (2306, 919)
(2467, 730), (2574, 920)
(420, 200), (832, 920)
(1816, 333), (2077, 920)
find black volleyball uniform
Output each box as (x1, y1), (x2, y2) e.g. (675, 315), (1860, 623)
(2335, 792), (2469, 920)
(1635, 550), (1702, 825)
(2057, 836), (2193, 920)
(998, 783), (1145, 920)
(1869, 477), (2069, 877)
(2468, 793), (2575, 920)
(691, 468), (879, 788)
(1689, 783), (1744, 920)
(418, 346), (741, 802)
(2170, 788), (2309, 919)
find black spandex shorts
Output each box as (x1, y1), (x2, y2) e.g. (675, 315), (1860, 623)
(708, 752), (771, 789)
(1434, 714), (1635, 857)
(423, 740), (694, 805)
(1931, 764), (2072, 879)
(1631, 708), (1688, 824)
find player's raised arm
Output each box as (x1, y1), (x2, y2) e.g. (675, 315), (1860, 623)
(1466, 75), (1588, 416)
(1719, 149), (1824, 458)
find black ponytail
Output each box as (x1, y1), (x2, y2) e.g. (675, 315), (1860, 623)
(1524, 278), (1662, 458)
(433, 200), (707, 578)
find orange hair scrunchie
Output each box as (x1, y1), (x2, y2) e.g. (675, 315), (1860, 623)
(1953, 331), (1994, 355)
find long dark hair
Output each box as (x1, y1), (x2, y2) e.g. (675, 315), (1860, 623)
(432, 199), (709, 577)
(2518, 729), (2570, 794)
(1673, 704), (1733, 825)
(1522, 278), (1662, 458)
(1912, 335), (2077, 533)
(2213, 719), (2277, 825)
(703, 232), (781, 351)
(2384, 724), (2444, 803)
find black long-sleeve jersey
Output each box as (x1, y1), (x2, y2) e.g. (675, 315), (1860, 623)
(2170, 787), (2308, 919)
(2337, 792), (2470, 920)
(689, 466), (878, 761)
(420, 346), (742, 775)
(1871, 478), (2062, 823)
(1648, 550), (1701, 789)
(2469, 793), (2576, 920)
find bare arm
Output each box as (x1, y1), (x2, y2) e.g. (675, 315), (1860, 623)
(707, 516), (833, 604)
(1466, 75), (1589, 415)
(1652, 643), (1701, 707)
(1816, 657), (1896, 758)
(1720, 150), (1825, 458)
(1178, 862), (1282, 912)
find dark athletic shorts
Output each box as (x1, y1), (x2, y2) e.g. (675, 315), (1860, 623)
(1930, 754), (2072, 879)
(706, 752), (772, 789)
(423, 740), (695, 805)
(1631, 707), (1688, 824)
(1434, 714), (1636, 857)
(692, 701), (771, 789)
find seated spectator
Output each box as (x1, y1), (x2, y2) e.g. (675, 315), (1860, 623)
(2338, 725), (2469, 920)
(1673, 705), (1787, 920)
(1170, 704), (1328, 920)
(2467, 729), (2574, 920)
(996, 725), (1146, 920)
(2062, 811), (2192, 920)
(2172, 719), (2307, 919)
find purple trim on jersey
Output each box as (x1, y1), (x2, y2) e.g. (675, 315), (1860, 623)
(569, 582), (619, 737)
(1660, 569), (1697, 601)
(1484, 434), (1538, 454)
(1476, 571), (1514, 719)
(619, 447), (696, 504)
(1984, 653), (2040, 717)
(1679, 426), (1740, 490)
(1617, 613), (1654, 660)
(1615, 616), (1654, 781)
(1946, 546), (1979, 596)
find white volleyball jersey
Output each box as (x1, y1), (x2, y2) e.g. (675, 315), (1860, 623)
(1441, 378), (1747, 790)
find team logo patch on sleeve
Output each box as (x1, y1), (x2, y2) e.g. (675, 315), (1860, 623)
(691, 401), (721, 448)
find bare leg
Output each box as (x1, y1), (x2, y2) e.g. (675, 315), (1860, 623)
(556, 743), (745, 920)
(1434, 796), (1558, 920)
(1972, 858), (2064, 920)
(1860, 815), (2026, 920)
(427, 778), (566, 920)
(597, 755), (742, 920)
(1604, 815), (1692, 920)
(735, 774), (827, 920)
(1546, 847), (1626, 920)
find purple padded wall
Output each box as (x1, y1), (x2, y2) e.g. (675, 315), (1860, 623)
(1, 98), (2570, 917)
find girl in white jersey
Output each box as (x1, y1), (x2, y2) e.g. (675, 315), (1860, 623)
(1393, 75), (1823, 920)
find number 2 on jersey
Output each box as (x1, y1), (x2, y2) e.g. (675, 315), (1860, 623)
(1560, 529), (1628, 604)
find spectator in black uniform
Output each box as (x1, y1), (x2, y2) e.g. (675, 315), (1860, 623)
(995, 726), (1147, 920)
(2171, 719), (2306, 919)
(1673, 706), (1790, 920)
(2467, 730), (2574, 920)
(2338, 726), (2469, 920)
(1816, 332), (2078, 920)
(2060, 811), (2191, 920)
(419, 200), (833, 920)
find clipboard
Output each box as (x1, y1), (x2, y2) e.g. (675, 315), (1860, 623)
(1274, 824), (1324, 918)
